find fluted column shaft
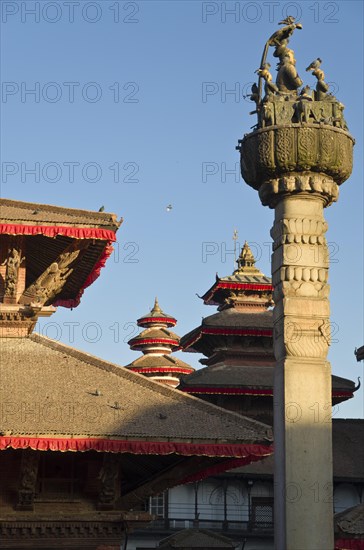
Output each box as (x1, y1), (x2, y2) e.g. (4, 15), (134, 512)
(271, 188), (333, 549)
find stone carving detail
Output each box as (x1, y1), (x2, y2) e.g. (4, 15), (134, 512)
(239, 126), (353, 194)
(257, 130), (274, 171)
(4, 246), (22, 301)
(273, 316), (331, 360)
(270, 217), (328, 250)
(259, 172), (339, 208)
(97, 454), (120, 510)
(16, 450), (40, 510)
(0, 521), (124, 540)
(20, 241), (89, 306)
(297, 127), (316, 169)
(275, 128), (295, 170)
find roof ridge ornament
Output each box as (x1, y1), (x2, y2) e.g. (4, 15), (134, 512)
(233, 242), (263, 276)
(151, 296), (162, 314)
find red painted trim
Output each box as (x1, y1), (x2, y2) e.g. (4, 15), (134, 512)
(129, 338), (179, 347)
(217, 282), (272, 291)
(332, 391), (354, 398)
(53, 242), (115, 309)
(181, 387), (274, 396)
(137, 317), (177, 326)
(181, 455), (271, 484)
(204, 328), (272, 336)
(181, 388), (354, 398)
(0, 223), (117, 309)
(129, 367), (194, 374)
(0, 223), (117, 241)
(0, 437), (273, 459)
(335, 540), (364, 550)
(203, 281), (273, 303)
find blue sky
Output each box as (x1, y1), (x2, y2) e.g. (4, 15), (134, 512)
(1, 0), (363, 418)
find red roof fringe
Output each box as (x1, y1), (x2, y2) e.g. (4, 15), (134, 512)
(181, 455), (271, 484)
(181, 387), (353, 398)
(0, 223), (117, 309)
(0, 437), (272, 459)
(53, 242), (115, 308)
(203, 281), (273, 303)
(138, 317), (177, 326)
(130, 338), (179, 347)
(335, 541), (364, 550)
(0, 223), (116, 241)
(129, 367), (194, 374)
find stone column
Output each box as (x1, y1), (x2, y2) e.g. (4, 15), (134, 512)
(270, 180), (333, 549)
(239, 124), (354, 549)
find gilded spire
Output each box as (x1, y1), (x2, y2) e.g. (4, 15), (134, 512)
(234, 241), (263, 275)
(151, 297), (162, 315)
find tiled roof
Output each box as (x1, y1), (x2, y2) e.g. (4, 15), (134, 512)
(129, 327), (180, 344)
(335, 504), (364, 535)
(0, 334), (272, 446)
(229, 419), (364, 481)
(158, 528), (237, 548)
(181, 309), (273, 352)
(179, 364), (355, 393)
(201, 309), (273, 328)
(0, 198), (120, 230)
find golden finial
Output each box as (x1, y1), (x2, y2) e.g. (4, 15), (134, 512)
(151, 297), (162, 314)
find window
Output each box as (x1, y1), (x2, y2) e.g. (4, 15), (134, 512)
(251, 497), (274, 529)
(148, 493), (165, 518)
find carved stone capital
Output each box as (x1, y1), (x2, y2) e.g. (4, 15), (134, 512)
(273, 315), (331, 361)
(259, 172), (339, 208)
(271, 216), (328, 249)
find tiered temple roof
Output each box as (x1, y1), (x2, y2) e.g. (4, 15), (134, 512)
(125, 298), (194, 387)
(179, 242), (356, 419)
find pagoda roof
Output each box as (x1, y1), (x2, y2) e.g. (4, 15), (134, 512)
(201, 242), (272, 306)
(158, 528), (237, 548)
(129, 327), (180, 349)
(0, 198), (121, 309)
(229, 419), (364, 483)
(181, 309), (273, 353)
(125, 354), (195, 375)
(0, 334), (272, 456)
(137, 298), (177, 327)
(178, 365), (356, 403)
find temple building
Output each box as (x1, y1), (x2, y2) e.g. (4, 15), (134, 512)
(179, 243), (357, 424)
(0, 199), (274, 549)
(125, 299), (194, 388)
(125, 243), (362, 550)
